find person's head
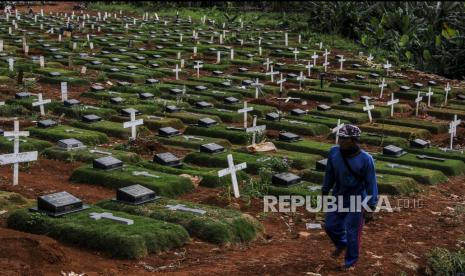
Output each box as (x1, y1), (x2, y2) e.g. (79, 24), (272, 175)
(338, 124), (361, 151)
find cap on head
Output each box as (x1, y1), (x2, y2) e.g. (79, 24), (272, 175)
(338, 124), (361, 138)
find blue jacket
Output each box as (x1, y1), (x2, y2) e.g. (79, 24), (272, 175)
(322, 146), (378, 207)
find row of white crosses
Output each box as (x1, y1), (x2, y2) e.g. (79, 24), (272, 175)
(449, 115), (461, 150)
(0, 120), (38, 185)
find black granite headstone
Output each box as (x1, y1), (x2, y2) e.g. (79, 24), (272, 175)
(317, 104), (331, 111)
(15, 92), (32, 99)
(57, 138), (85, 151)
(383, 145), (406, 157)
(116, 184), (157, 205)
(399, 86), (411, 91)
(154, 152), (182, 167)
(290, 109), (306, 116)
(224, 97), (239, 105)
(198, 117), (217, 128)
(196, 101), (213, 109)
(271, 172), (301, 187)
(139, 92), (154, 100)
(93, 156), (123, 170)
(340, 98), (355, 105)
(266, 112), (280, 121)
(38, 119), (57, 128)
(64, 99), (80, 106)
(146, 78), (159, 84)
(121, 108), (141, 116)
(410, 138), (431, 149)
(33, 191), (88, 217)
(315, 159), (328, 171)
(279, 132), (301, 142)
(82, 114), (102, 123)
(158, 127), (181, 137)
(165, 105), (180, 113)
(200, 143), (225, 154)
(110, 97), (124, 104)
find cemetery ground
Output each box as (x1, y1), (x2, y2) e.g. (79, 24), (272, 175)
(1, 1), (465, 275)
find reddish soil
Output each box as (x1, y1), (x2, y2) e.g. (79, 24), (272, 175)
(1, 2), (465, 276)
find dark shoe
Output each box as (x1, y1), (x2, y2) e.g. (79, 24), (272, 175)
(331, 247), (346, 258)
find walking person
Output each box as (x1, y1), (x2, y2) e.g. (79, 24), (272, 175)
(322, 124), (378, 271)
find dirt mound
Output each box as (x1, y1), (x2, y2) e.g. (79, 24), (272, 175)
(0, 228), (69, 275)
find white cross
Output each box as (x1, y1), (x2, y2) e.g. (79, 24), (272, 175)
(266, 65), (279, 82)
(363, 98), (374, 123)
(378, 78), (387, 98)
(238, 101), (253, 129)
(246, 115), (266, 146)
(8, 58), (14, 72)
(277, 73), (287, 93)
(216, 51), (221, 64)
(284, 32), (288, 46)
(367, 54), (374, 63)
(89, 212), (134, 225)
(1, 120), (37, 185)
(251, 78), (264, 99)
(172, 64), (181, 80)
(297, 71), (306, 90)
(263, 58), (272, 71)
(425, 87), (434, 107)
(293, 48), (299, 62)
(338, 55), (346, 71)
(166, 204), (206, 215)
(60, 82), (68, 102)
(32, 93), (51, 116)
(230, 48), (234, 60)
(383, 60), (392, 76)
(311, 52), (319, 67)
(332, 119), (345, 144)
(123, 111), (143, 140)
(193, 46), (197, 56)
(386, 93), (399, 117)
(323, 49), (330, 64)
(444, 82), (451, 105)
(305, 61), (313, 77)
(193, 61), (203, 78)
(217, 154), (247, 198)
(449, 114), (461, 150)
(415, 92), (423, 117)
(39, 56), (45, 68)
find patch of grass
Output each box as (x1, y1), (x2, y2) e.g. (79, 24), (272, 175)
(71, 120), (131, 139)
(427, 248), (465, 276)
(0, 136), (52, 153)
(375, 161), (448, 185)
(184, 125), (249, 144)
(155, 135), (232, 150)
(7, 207), (189, 259)
(70, 165), (194, 197)
(0, 192), (33, 213)
(97, 198), (263, 244)
(43, 147), (142, 164)
(28, 125), (109, 145)
(359, 122), (432, 140)
(257, 119), (330, 136)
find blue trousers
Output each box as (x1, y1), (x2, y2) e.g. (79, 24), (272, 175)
(324, 210), (364, 267)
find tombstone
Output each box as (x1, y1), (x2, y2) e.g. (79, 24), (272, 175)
(82, 114), (102, 123)
(279, 132), (301, 142)
(399, 85), (411, 91)
(146, 78), (159, 85)
(154, 152), (182, 167)
(410, 139), (431, 149)
(271, 172), (301, 187)
(31, 191), (88, 217)
(139, 92), (154, 100)
(91, 84), (105, 92)
(217, 154), (247, 198)
(38, 119), (57, 128)
(317, 104), (331, 111)
(170, 88), (183, 95)
(116, 184), (157, 205)
(224, 97), (239, 105)
(110, 97), (124, 104)
(413, 82), (423, 88)
(340, 98), (355, 105)
(57, 138), (86, 151)
(290, 108), (306, 116)
(383, 145), (406, 157)
(194, 85), (208, 91)
(93, 156), (123, 170)
(200, 142), (225, 154)
(165, 105), (180, 113)
(198, 117), (217, 128)
(121, 108), (141, 117)
(266, 112), (280, 121)
(158, 127), (181, 137)
(196, 101), (213, 109)
(315, 159), (328, 171)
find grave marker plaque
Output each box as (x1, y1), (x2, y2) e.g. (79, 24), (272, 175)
(64, 99), (80, 107)
(57, 138), (86, 151)
(32, 191), (89, 217)
(383, 145), (406, 157)
(82, 114), (102, 123)
(37, 119), (57, 128)
(279, 132), (301, 142)
(93, 156), (123, 170)
(116, 184), (157, 205)
(198, 117), (217, 128)
(158, 127), (181, 137)
(200, 143), (225, 154)
(410, 139), (431, 149)
(316, 159), (328, 171)
(154, 152), (182, 167)
(272, 172), (301, 187)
